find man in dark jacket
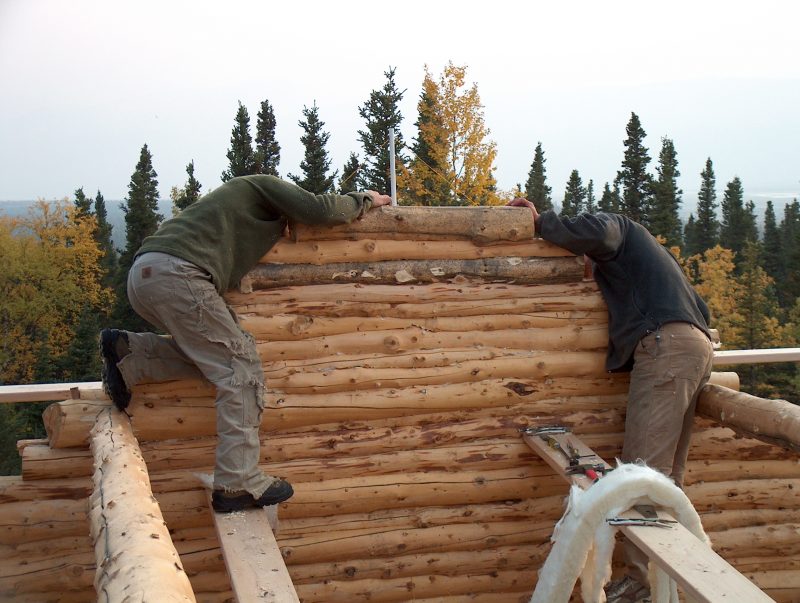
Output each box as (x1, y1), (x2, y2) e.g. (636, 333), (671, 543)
(509, 198), (714, 602)
(100, 175), (390, 513)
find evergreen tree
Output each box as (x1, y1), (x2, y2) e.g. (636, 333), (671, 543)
(781, 200), (800, 308)
(403, 84), (448, 205)
(338, 152), (361, 194)
(94, 190), (117, 290)
(683, 214), (699, 255)
(720, 176), (750, 262)
(289, 102), (336, 194)
(598, 182), (619, 213)
(221, 101), (257, 182)
(617, 112), (653, 224)
(650, 137), (683, 247)
(524, 142), (553, 212)
(561, 169), (586, 217)
(762, 200), (782, 283)
(358, 67), (406, 193)
(585, 180), (596, 214)
(255, 99), (281, 176)
(171, 160), (202, 213)
(115, 144), (162, 328)
(73, 187), (92, 218)
(693, 158), (720, 253)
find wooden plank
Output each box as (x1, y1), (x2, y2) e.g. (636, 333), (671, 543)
(208, 495), (300, 603)
(0, 381), (105, 403)
(713, 348), (800, 365)
(522, 429), (775, 603)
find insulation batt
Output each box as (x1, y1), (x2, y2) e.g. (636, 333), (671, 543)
(529, 462), (709, 603)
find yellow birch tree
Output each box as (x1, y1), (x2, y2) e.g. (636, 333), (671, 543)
(400, 62), (499, 206)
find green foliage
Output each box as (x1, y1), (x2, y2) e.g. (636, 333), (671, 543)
(561, 169), (586, 217)
(617, 112), (653, 224)
(720, 177), (757, 269)
(255, 99), (281, 176)
(402, 85), (449, 206)
(73, 187), (92, 218)
(690, 158), (720, 254)
(524, 142), (553, 212)
(289, 103), (336, 194)
(221, 101), (257, 182)
(0, 402), (48, 474)
(585, 180), (596, 214)
(358, 67), (406, 193)
(171, 160), (202, 214)
(780, 200), (800, 306)
(338, 152), (360, 194)
(761, 201), (781, 282)
(93, 190), (117, 289)
(115, 144), (161, 329)
(598, 181), (619, 213)
(650, 137), (683, 247)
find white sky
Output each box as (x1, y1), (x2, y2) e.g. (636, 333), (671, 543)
(1, 0), (799, 204)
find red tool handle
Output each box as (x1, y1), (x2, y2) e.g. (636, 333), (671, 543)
(585, 468), (599, 482)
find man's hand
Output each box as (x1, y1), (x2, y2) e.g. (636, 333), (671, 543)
(366, 190), (392, 208)
(507, 197), (539, 223)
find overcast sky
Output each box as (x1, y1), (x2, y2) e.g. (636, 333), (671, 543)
(1, 0), (799, 208)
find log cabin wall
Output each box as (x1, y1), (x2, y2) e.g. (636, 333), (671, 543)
(1, 206), (799, 602)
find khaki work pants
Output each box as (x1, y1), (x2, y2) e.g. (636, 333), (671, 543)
(119, 252), (272, 497)
(621, 321), (715, 585)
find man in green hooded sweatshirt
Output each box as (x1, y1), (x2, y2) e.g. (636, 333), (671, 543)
(100, 175), (391, 512)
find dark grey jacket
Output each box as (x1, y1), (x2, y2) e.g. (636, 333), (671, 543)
(536, 211), (711, 372)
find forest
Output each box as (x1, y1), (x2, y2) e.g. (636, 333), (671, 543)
(1, 63), (798, 474)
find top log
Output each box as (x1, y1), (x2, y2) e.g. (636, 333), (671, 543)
(291, 206), (535, 244)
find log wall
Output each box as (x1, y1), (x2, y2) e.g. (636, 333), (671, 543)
(1, 206), (798, 602)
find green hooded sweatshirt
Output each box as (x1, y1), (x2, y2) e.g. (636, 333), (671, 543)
(137, 175), (373, 293)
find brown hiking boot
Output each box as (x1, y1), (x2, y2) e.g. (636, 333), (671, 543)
(99, 328), (131, 411)
(211, 479), (294, 513)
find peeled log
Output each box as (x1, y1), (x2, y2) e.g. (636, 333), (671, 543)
(263, 237), (571, 265)
(89, 408), (196, 602)
(291, 205), (535, 243)
(697, 384), (800, 452)
(245, 256), (584, 289)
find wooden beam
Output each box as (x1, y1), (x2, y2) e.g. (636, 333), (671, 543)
(89, 408), (196, 602)
(713, 348), (800, 365)
(208, 495), (300, 603)
(0, 381), (105, 404)
(697, 384), (800, 452)
(522, 430), (774, 603)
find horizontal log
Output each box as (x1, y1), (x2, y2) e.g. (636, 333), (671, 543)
(711, 524), (800, 559)
(684, 459), (800, 486)
(291, 205), (535, 243)
(244, 256), (585, 289)
(259, 326), (608, 362)
(292, 567), (536, 603)
(0, 381), (105, 404)
(241, 311), (606, 342)
(686, 478), (800, 512)
(226, 280), (601, 308)
(263, 237), (571, 265)
(0, 498), (88, 544)
(697, 384), (800, 452)
(702, 509), (800, 532)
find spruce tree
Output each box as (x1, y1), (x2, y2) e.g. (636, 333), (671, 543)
(255, 99), (281, 176)
(74, 187), (92, 218)
(172, 160), (202, 213)
(762, 200), (782, 283)
(598, 182), (618, 213)
(404, 86), (448, 205)
(289, 103), (336, 194)
(358, 67), (406, 193)
(781, 200), (800, 308)
(115, 144), (162, 328)
(585, 180), (596, 214)
(693, 158), (719, 253)
(221, 101), (257, 182)
(338, 152), (360, 194)
(617, 112), (653, 224)
(684, 214), (699, 255)
(94, 190), (117, 290)
(650, 137), (683, 247)
(720, 176), (747, 259)
(561, 170), (586, 217)
(524, 142), (553, 212)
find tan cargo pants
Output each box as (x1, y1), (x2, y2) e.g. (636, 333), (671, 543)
(119, 252), (272, 497)
(622, 321), (714, 584)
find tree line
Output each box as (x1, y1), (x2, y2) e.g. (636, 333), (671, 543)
(1, 62), (798, 473)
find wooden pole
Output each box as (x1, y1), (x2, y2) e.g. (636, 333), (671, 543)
(89, 408), (196, 602)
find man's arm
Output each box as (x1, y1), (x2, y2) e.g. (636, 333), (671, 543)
(249, 176), (390, 226)
(507, 198), (624, 261)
